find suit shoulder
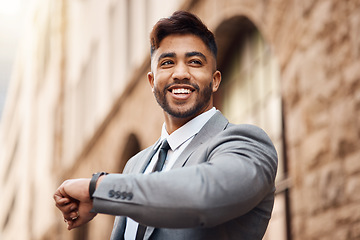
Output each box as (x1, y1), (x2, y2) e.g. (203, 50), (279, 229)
(225, 123), (271, 139)
(220, 123), (277, 157)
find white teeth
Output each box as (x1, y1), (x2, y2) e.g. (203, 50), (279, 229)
(172, 88), (191, 94)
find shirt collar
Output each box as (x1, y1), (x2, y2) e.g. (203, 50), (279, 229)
(160, 107), (217, 151)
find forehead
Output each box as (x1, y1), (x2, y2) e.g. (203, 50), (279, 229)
(154, 34), (212, 58)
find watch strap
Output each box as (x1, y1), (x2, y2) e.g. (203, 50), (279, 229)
(89, 171), (108, 199)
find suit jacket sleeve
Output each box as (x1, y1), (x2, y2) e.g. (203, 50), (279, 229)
(92, 123), (278, 229)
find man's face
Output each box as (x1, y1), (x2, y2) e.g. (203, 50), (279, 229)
(148, 34), (221, 119)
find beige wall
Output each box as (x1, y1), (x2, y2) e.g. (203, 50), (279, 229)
(0, 0), (359, 239)
(0, 0), (182, 239)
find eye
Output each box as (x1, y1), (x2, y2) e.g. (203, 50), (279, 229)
(160, 60), (174, 67)
(189, 59), (203, 66)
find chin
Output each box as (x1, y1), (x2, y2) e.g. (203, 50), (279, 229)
(166, 105), (205, 119)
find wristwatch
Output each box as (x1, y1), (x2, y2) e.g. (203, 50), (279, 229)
(89, 171), (108, 199)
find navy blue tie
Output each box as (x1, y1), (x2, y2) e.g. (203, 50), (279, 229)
(135, 139), (170, 240)
(153, 139), (170, 172)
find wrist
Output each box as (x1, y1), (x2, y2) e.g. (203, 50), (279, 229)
(89, 172), (108, 199)
(96, 175), (105, 189)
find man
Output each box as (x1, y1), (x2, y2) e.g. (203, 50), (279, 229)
(54, 11), (278, 240)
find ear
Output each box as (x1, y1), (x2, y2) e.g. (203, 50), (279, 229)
(212, 70), (222, 92)
(147, 72), (154, 92)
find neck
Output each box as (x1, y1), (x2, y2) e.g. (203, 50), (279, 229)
(163, 114), (193, 135)
(163, 105), (213, 134)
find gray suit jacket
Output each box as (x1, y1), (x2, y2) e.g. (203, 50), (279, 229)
(92, 111), (278, 240)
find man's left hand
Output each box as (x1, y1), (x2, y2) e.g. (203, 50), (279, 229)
(54, 178), (97, 230)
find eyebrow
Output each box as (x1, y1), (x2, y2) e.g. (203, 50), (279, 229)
(185, 51), (207, 63)
(158, 52), (176, 63)
(157, 51), (207, 63)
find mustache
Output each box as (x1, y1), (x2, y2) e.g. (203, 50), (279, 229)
(164, 80), (200, 92)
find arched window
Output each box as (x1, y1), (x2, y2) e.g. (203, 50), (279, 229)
(118, 133), (141, 172)
(215, 17), (291, 240)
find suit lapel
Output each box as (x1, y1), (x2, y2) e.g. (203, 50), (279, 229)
(171, 111), (229, 169)
(133, 139), (162, 173)
(110, 216), (126, 240)
(115, 140), (161, 239)
(139, 140), (162, 239)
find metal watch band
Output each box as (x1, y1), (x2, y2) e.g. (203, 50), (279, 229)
(89, 171), (108, 199)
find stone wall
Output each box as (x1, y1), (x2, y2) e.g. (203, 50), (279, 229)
(278, 1), (360, 239)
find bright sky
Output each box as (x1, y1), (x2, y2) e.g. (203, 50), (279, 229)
(0, 0), (22, 16)
(0, 0), (25, 118)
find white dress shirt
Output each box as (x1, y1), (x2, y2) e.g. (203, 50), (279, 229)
(124, 107), (217, 240)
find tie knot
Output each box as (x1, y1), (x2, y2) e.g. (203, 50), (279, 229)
(161, 139), (170, 151)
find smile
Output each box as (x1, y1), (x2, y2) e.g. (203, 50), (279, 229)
(167, 84), (197, 95)
(172, 88), (192, 94)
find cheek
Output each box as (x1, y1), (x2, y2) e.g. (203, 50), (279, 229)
(196, 73), (214, 87)
(154, 71), (172, 87)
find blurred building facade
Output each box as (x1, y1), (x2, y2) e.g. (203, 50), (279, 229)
(0, 0), (359, 240)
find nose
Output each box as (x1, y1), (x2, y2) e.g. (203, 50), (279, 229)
(172, 62), (191, 81)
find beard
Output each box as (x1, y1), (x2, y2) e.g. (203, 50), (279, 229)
(153, 81), (213, 119)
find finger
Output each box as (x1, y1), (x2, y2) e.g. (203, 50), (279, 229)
(64, 210), (79, 225)
(62, 207), (79, 221)
(54, 181), (68, 197)
(55, 197), (71, 206)
(69, 211), (79, 220)
(67, 215), (86, 230)
(67, 220), (73, 230)
(67, 216), (80, 230)
(56, 200), (78, 222)
(67, 211), (97, 230)
(57, 202), (77, 214)
(58, 181), (71, 199)
(55, 198), (77, 209)
(54, 189), (65, 202)
(68, 222), (79, 230)
(55, 197), (77, 209)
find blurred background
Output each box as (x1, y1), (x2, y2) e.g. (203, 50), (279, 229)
(0, 0), (359, 239)
(0, 0), (26, 117)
